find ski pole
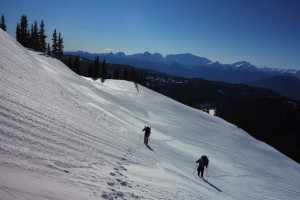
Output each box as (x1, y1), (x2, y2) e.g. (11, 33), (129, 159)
(207, 156), (209, 181)
(194, 164), (197, 174)
(206, 167), (209, 181)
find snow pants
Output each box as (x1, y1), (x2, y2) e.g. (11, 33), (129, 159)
(144, 134), (149, 144)
(197, 167), (204, 178)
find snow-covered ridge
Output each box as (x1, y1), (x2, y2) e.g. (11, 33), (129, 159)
(1, 29), (300, 199)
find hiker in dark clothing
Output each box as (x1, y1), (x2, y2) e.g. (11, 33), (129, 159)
(196, 159), (205, 178)
(142, 126), (151, 144)
(196, 156), (209, 178)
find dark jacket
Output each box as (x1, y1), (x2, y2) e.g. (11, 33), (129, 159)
(143, 126), (151, 136)
(196, 159), (204, 171)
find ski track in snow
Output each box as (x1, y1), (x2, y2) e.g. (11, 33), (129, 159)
(1, 29), (300, 200)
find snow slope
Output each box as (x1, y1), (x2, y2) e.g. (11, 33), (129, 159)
(1, 29), (300, 200)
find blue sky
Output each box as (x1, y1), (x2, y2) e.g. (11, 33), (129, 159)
(1, 0), (300, 69)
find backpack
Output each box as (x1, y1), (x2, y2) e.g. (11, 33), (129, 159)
(201, 155), (209, 168)
(143, 126), (151, 135)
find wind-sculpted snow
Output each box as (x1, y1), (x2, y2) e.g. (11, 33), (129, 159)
(1, 29), (300, 199)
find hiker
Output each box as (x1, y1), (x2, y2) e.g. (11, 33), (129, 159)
(196, 156), (209, 178)
(142, 126), (151, 144)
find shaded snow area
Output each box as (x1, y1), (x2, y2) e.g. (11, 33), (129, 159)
(1, 29), (300, 200)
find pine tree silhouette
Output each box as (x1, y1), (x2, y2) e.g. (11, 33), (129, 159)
(67, 55), (73, 71)
(57, 32), (64, 60)
(39, 20), (47, 52)
(16, 23), (20, 42)
(30, 21), (40, 51)
(47, 43), (51, 55)
(19, 15), (29, 47)
(51, 29), (58, 58)
(129, 68), (137, 82)
(123, 67), (128, 80)
(113, 67), (120, 79)
(101, 58), (107, 79)
(73, 55), (81, 75)
(94, 56), (100, 78)
(0, 14), (7, 32)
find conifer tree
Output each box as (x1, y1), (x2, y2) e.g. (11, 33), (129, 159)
(138, 73), (146, 86)
(143, 74), (147, 86)
(188, 97), (194, 107)
(57, 32), (64, 60)
(73, 55), (81, 75)
(47, 43), (51, 55)
(129, 68), (137, 82)
(67, 55), (73, 71)
(19, 15), (29, 47)
(123, 67), (128, 80)
(28, 24), (33, 48)
(113, 67), (120, 79)
(0, 14), (7, 32)
(39, 20), (47, 52)
(51, 29), (58, 58)
(94, 56), (100, 78)
(87, 63), (93, 77)
(30, 21), (40, 51)
(101, 58), (107, 79)
(135, 71), (139, 83)
(16, 23), (20, 42)
(153, 83), (160, 92)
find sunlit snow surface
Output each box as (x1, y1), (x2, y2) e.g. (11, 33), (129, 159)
(1, 29), (300, 200)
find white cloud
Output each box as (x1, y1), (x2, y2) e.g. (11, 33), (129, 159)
(105, 48), (113, 52)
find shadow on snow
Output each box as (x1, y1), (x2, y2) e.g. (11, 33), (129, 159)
(202, 178), (222, 192)
(145, 144), (154, 151)
(134, 82), (139, 93)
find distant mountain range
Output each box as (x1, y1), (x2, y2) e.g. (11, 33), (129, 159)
(65, 51), (300, 100)
(65, 51), (300, 83)
(62, 54), (283, 107)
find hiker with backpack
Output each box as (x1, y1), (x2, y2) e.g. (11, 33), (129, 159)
(142, 126), (151, 144)
(196, 155), (209, 178)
